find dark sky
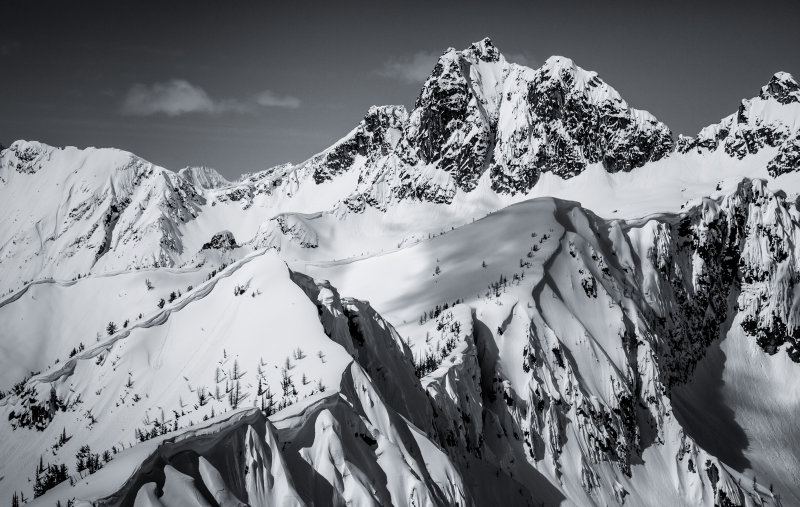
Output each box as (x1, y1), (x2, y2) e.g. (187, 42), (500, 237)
(1, 0), (798, 179)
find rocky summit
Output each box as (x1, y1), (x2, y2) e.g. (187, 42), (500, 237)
(1, 38), (800, 507)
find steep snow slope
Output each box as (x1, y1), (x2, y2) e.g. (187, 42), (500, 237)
(0, 249), (486, 506)
(248, 48), (800, 264)
(0, 141), (205, 295)
(3, 37), (800, 507)
(28, 364), (469, 507)
(0, 140), (363, 296)
(339, 38), (672, 206)
(257, 66), (800, 265)
(176, 166), (230, 190)
(303, 180), (800, 506)
(13, 181), (797, 505)
(672, 325), (800, 505)
(0, 265), (214, 389)
(3, 42), (799, 293)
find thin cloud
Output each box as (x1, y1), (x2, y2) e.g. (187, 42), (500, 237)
(377, 50), (539, 83)
(121, 80), (300, 117)
(377, 51), (440, 84)
(505, 52), (538, 69)
(122, 80), (228, 116)
(255, 90), (301, 108)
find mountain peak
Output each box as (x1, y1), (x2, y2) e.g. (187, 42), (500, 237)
(680, 70), (800, 156)
(539, 55), (601, 89)
(542, 54), (576, 70)
(178, 165), (230, 190)
(760, 71), (800, 104)
(463, 37), (501, 63)
(435, 38), (503, 69)
(365, 104), (408, 119)
(1, 140), (53, 176)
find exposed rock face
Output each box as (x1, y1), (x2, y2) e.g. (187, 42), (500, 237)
(760, 71), (800, 105)
(490, 55), (673, 192)
(642, 179), (800, 389)
(279, 38), (675, 209)
(200, 231), (237, 251)
(404, 181), (799, 505)
(678, 72), (800, 167)
(4, 39), (800, 507)
(403, 41), (497, 193)
(5, 45), (799, 293)
(311, 105), (408, 185)
(5, 181), (796, 506)
(678, 99), (787, 157)
(344, 179), (800, 504)
(4, 139), (49, 175)
(767, 130), (800, 176)
(224, 64), (799, 219)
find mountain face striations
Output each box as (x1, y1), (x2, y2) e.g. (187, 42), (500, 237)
(1, 38), (800, 507)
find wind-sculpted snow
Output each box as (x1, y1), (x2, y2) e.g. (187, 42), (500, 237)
(83, 409), (303, 507)
(71, 362), (468, 507)
(4, 182), (799, 504)
(0, 141), (206, 294)
(0, 264), (214, 389)
(177, 166), (230, 191)
(271, 363), (468, 507)
(287, 270), (435, 432)
(305, 184), (800, 506)
(4, 38), (800, 507)
(0, 249), (474, 505)
(3, 41), (800, 297)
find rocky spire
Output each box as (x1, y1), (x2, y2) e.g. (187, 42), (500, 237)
(759, 71), (800, 104)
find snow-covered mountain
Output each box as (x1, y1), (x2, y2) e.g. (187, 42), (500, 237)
(269, 38), (674, 213)
(1, 38), (800, 506)
(177, 166), (230, 191)
(678, 71), (800, 168)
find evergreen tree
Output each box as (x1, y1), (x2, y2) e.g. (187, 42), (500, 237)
(76, 445), (101, 474)
(33, 461), (69, 497)
(281, 368), (292, 397)
(229, 380), (244, 409)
